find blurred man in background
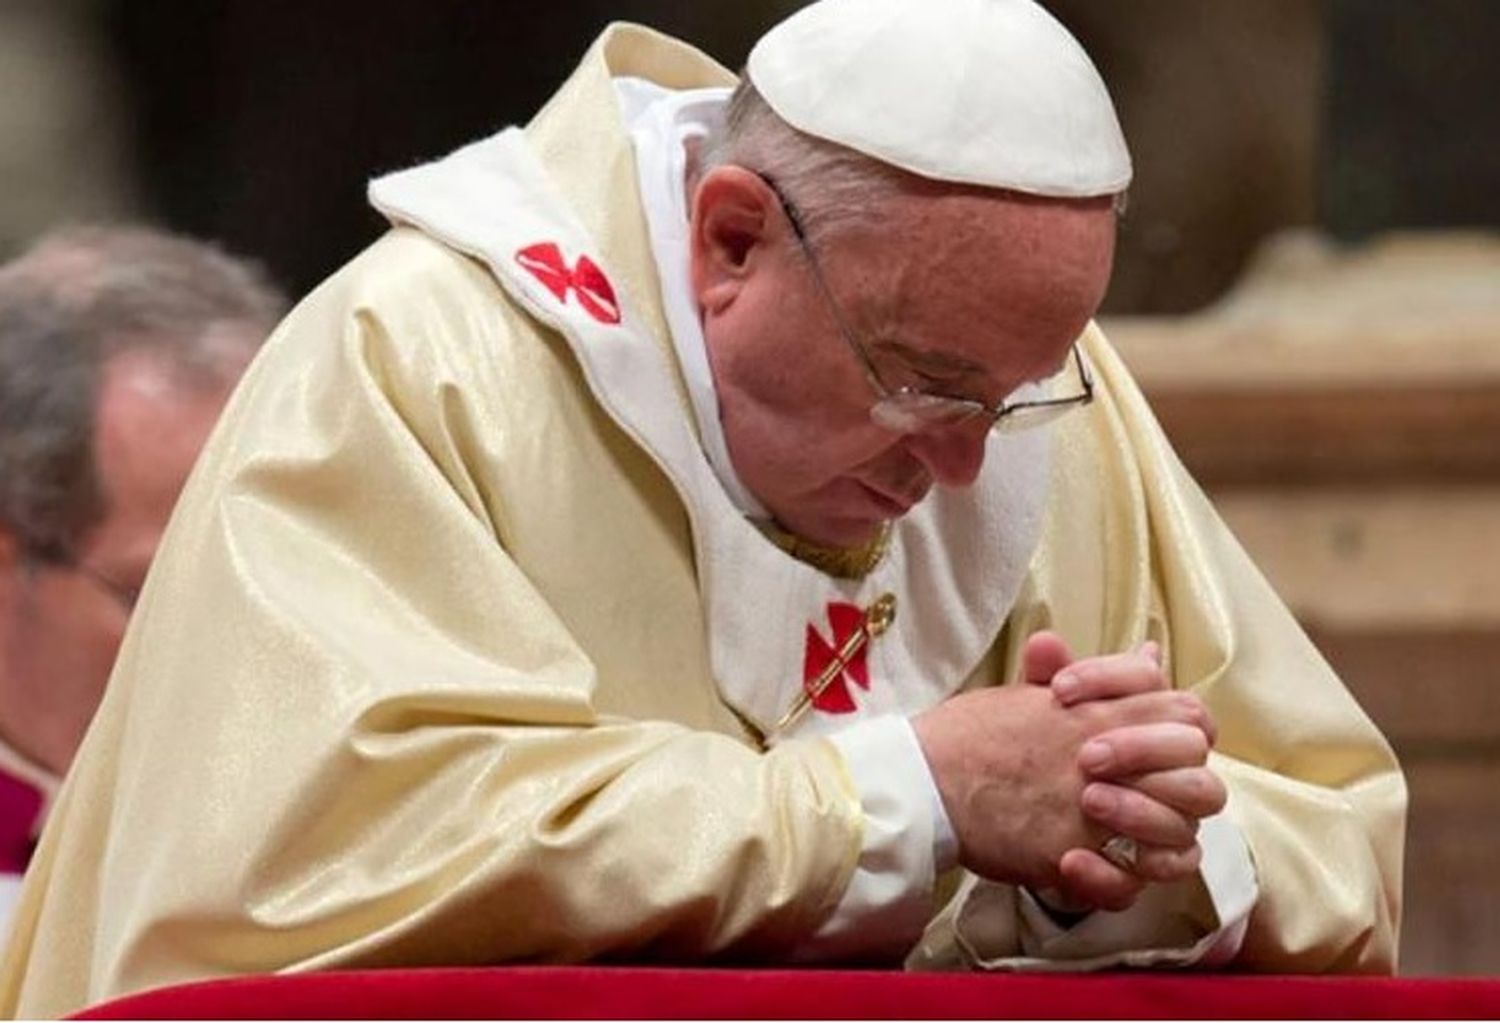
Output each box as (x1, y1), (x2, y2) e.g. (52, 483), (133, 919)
(0, 227), (284, 931)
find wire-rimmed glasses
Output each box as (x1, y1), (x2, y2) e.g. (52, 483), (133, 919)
(756, 171), (1095, 436)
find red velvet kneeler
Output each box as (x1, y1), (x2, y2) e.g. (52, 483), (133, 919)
(73, 967), (1500, 1019)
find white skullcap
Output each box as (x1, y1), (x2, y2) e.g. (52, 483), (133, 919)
(746, 0), (1132, 197)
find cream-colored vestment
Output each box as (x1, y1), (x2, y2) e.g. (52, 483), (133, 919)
(0, 24), (1403, 1018)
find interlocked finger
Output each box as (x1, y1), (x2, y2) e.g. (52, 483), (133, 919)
(1057, 848), (1146, 913)
(1129, 766), (1228, 818)
(1131, 842), (1204, 883)
(1052, 650), (1165, 706)
(1079, 721), (1211, 778)
(1081, 780), (1200, 848)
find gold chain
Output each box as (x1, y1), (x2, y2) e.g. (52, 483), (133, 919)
(760, 522), (892, 579)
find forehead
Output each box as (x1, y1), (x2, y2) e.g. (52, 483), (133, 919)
(843, 190), (1116, 378)
(84, 345), (243, 565)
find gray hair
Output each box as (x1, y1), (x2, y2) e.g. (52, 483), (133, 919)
(0, 225), (286, 558)
(699, 81), (1130, 239)
(699, 80), (919, 246)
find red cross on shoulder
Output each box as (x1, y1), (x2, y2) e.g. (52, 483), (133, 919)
(515, 241), (622, 325)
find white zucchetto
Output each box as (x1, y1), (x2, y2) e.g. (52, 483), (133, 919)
(747, 0), (1132, 197)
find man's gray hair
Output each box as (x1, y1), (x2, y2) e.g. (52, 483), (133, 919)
(699, 80), (917, 246)
(0, 225), (287, 558)
(699, 81), (1130, 239)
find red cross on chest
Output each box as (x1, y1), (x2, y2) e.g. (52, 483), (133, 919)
(515, 241), (622, 325)
(803, 602), (875, 715)
(777, 595), (897, 734)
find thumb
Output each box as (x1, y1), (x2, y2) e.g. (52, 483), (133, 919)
(1019, 630), (1075, 686)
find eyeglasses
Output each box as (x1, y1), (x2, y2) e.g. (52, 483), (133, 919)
(756, 172), (1095, 436)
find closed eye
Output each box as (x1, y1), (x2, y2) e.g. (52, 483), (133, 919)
(871, 340), (985, 391)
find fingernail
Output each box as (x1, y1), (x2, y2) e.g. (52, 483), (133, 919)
(1052, 671), (1079, 701)
(1083, 784), (1116, 814)
(1080, 740), (1113, 772)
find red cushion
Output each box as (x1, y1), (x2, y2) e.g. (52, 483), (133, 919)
(72, 967), (1500, 1019)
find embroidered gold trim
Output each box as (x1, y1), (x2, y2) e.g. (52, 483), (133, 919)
(760, 522), (892, 579)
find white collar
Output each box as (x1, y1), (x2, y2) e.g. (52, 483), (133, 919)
(614, 77), (768, 518)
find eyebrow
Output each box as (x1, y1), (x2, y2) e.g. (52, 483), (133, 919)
(872, 338), (988, 378)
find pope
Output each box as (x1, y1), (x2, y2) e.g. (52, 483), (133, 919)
(0, 0), (1403, 1014)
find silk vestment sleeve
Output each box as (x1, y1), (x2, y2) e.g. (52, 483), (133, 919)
(0, 230), (864, 1017)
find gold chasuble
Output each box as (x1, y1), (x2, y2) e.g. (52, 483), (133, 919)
(0, 25), (1402, 1017)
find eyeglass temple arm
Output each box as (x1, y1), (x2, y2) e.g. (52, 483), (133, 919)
(755, 171), (890, 395)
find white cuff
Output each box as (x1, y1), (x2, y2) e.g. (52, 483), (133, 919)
(792, 716), (952, 960)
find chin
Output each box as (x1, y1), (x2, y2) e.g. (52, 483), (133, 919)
(780, 511), (888, 550)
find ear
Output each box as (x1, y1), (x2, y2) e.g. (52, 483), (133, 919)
(687, 166), (785, 316)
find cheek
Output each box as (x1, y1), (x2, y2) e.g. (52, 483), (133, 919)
(715, 352), (885, 497)
(18, 580), (129, 689)
(702, 265), (914, 521)
(710, 322), (878, 471)
(57, 607), (127, 680)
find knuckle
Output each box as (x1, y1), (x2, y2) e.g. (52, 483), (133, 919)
(1136, 656), (1168, 689)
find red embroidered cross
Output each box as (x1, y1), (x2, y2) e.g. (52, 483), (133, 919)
(514, 242), (621, 325)
(803, 602), (872, 715)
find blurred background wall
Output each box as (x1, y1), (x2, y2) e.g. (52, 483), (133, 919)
(1, 0), (1497, 975)
(8, 1), (1496, 308)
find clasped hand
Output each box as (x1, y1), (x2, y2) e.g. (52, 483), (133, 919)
(913, 631), (1226, 914)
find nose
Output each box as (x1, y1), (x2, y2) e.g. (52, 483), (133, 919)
(902, 424), (988, 488)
